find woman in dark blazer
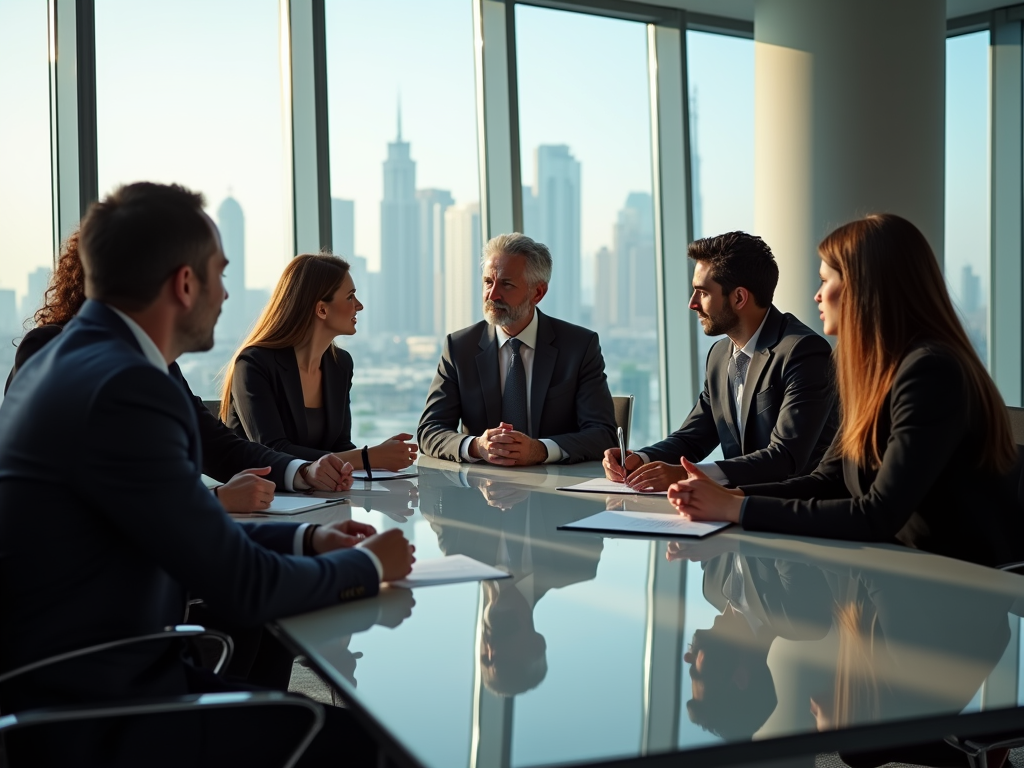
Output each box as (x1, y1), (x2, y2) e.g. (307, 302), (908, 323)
(668, 214), (1020, 567)
(222, 253), (417, 470)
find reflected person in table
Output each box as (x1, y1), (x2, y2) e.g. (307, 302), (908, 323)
(604, 231), (837, 492)
(418, 233), (617, 465)
(668, 215), (1021, 568)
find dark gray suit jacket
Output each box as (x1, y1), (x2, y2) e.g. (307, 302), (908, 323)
(417, 310), (617, 463)
(640, 305), (837, 485)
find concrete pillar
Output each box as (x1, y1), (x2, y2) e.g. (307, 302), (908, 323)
(754, 0), (946, 330)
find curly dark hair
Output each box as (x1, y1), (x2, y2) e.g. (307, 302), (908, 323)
(34, 231), (86, 327)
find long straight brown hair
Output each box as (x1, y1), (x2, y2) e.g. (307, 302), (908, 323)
(820, 213), (1015, 472)
(219, 253), (350, 421)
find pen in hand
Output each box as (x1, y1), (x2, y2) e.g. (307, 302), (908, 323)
(616, 426), (629, 483)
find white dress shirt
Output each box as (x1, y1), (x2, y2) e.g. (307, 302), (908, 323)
(459, 310), (565, 464)
(107, 305), (382, 579)
(636, 310), (770, 486)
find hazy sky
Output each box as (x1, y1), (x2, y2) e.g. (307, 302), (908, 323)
(0, 1), (990, 317)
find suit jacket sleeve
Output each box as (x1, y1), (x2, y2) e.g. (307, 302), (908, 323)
(231, 349), (332, 462)
(417, 334), (469, 461)
(739, 433), (850, 500)
(740, 352), (970, 542)
(169, 363), (296, 487)
(544, 331), (617, 462)
(639, 351), (721, 464)
(716, 334), (837, 485)
(78, 365), (377, 624)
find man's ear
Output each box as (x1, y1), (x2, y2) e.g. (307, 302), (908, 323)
(531, 281), (548, 305)
(732, 286), (750, 311)
(171, 265), (196, 309)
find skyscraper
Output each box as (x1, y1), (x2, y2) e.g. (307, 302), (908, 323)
(444, 203), (481, 333)
(0, 289), (17, 335)
(380, 106), (420, 335)
(22, 267), (51, 325)
(331, 198), (355, 259)
(217, 195), (247, 343)
(524, 145), (581, 323)
(417, 189), (454, 336)
(593, 246), (616, 330)
(614, 192), (656, 333)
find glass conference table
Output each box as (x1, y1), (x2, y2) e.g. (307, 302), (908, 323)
(271, 457), (1024, 768)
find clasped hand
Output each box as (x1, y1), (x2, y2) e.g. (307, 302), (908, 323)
(472, 422), (547, 466)
(666, 458), (745, 524)
(311, 522), (417, 582)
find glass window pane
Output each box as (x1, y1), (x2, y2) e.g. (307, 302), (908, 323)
(516, 5), (660, 449)
(325, 0), (480, 449)
(945, 31), (990, 367)
(686, 30), (755, 368)
(95, 0), (288, 397)
(0, 1), (54, 402)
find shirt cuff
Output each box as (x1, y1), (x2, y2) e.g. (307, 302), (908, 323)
(355, 543), (385, 582)
(460, 436), (482, 463)
(285, 459), (308, 491)
(635, 451), (650, 464)
(541, 439), (563, 464)
(293, 523), (309, 556)
(738, 495), (750, 525)
(694, 461), (729, 486)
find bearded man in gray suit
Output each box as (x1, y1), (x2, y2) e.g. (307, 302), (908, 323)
(604, 231), (837, 491)
(418, 233), (616, 465)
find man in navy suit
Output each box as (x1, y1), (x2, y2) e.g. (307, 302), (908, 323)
(0, 182), (415, 766)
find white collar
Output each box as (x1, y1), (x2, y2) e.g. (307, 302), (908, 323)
(107, 305), (170, 373)
(495, 307), (540, 350)
(735, 308), (771, 359)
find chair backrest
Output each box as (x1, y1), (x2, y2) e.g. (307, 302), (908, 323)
(612, 395), (634, 446)
(1008, 406), (1024, 446)
(202, 400), (221, 419)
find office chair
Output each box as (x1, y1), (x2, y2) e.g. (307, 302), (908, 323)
(202, 399), (221, 418)
(0, 626), (323, 768)
(1006, 406), (1024, 446)
(612, 394), (635, 446)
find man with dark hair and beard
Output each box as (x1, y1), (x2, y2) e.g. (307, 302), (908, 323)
(418, 232), (616, 465)
(604, 231), (836, 491)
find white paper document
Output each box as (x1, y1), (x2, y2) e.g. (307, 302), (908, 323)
(558, 509), (730, 538)
(351, 469), (418, 481)
(388, 554), (511, 588)
(263, 496), (348, 516)
(556, 477), (668, 496)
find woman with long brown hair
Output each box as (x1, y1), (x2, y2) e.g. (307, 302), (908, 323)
(222, 252), (417, 470)
(667, 213), (1020, 567)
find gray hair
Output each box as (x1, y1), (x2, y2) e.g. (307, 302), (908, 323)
(481, 232), (553, 286)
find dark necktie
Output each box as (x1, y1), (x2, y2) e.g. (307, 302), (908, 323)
(501, 338), (529, 435)
(734, 350), (750, 394)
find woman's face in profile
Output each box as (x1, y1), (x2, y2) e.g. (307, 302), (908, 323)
(814, 260), (843, 336)
(318, 272), (363, 336)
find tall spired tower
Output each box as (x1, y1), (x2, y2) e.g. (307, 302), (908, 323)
(379, 103), (421, 334)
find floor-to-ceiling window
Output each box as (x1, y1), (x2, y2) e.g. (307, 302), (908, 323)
(94, 0), (289, 398)
(0, 1), (54, 401)
(686, 29), (755, 373)
(945, 30), (990, 366)
(324, 0), (480, 449)
(516, 4), (661, 450)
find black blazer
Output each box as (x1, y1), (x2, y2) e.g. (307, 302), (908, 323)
(417, 310), (617, 463)
(740, 342), (1022, 567)
(6, 324), (298, 487)
(640, 305), (838, 485)
(226, 344), (355, 461)
(0, 301), (378, 738)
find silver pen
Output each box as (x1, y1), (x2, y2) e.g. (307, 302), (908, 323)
(617, 426), (628, 482)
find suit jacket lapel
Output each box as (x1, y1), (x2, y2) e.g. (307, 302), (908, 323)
(530, 311), (557, 438)
(321, 347), (344, 447)
(276, 347), (309, 445)
(738, 307), (783, 452)
(476, 324), (502, 429)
